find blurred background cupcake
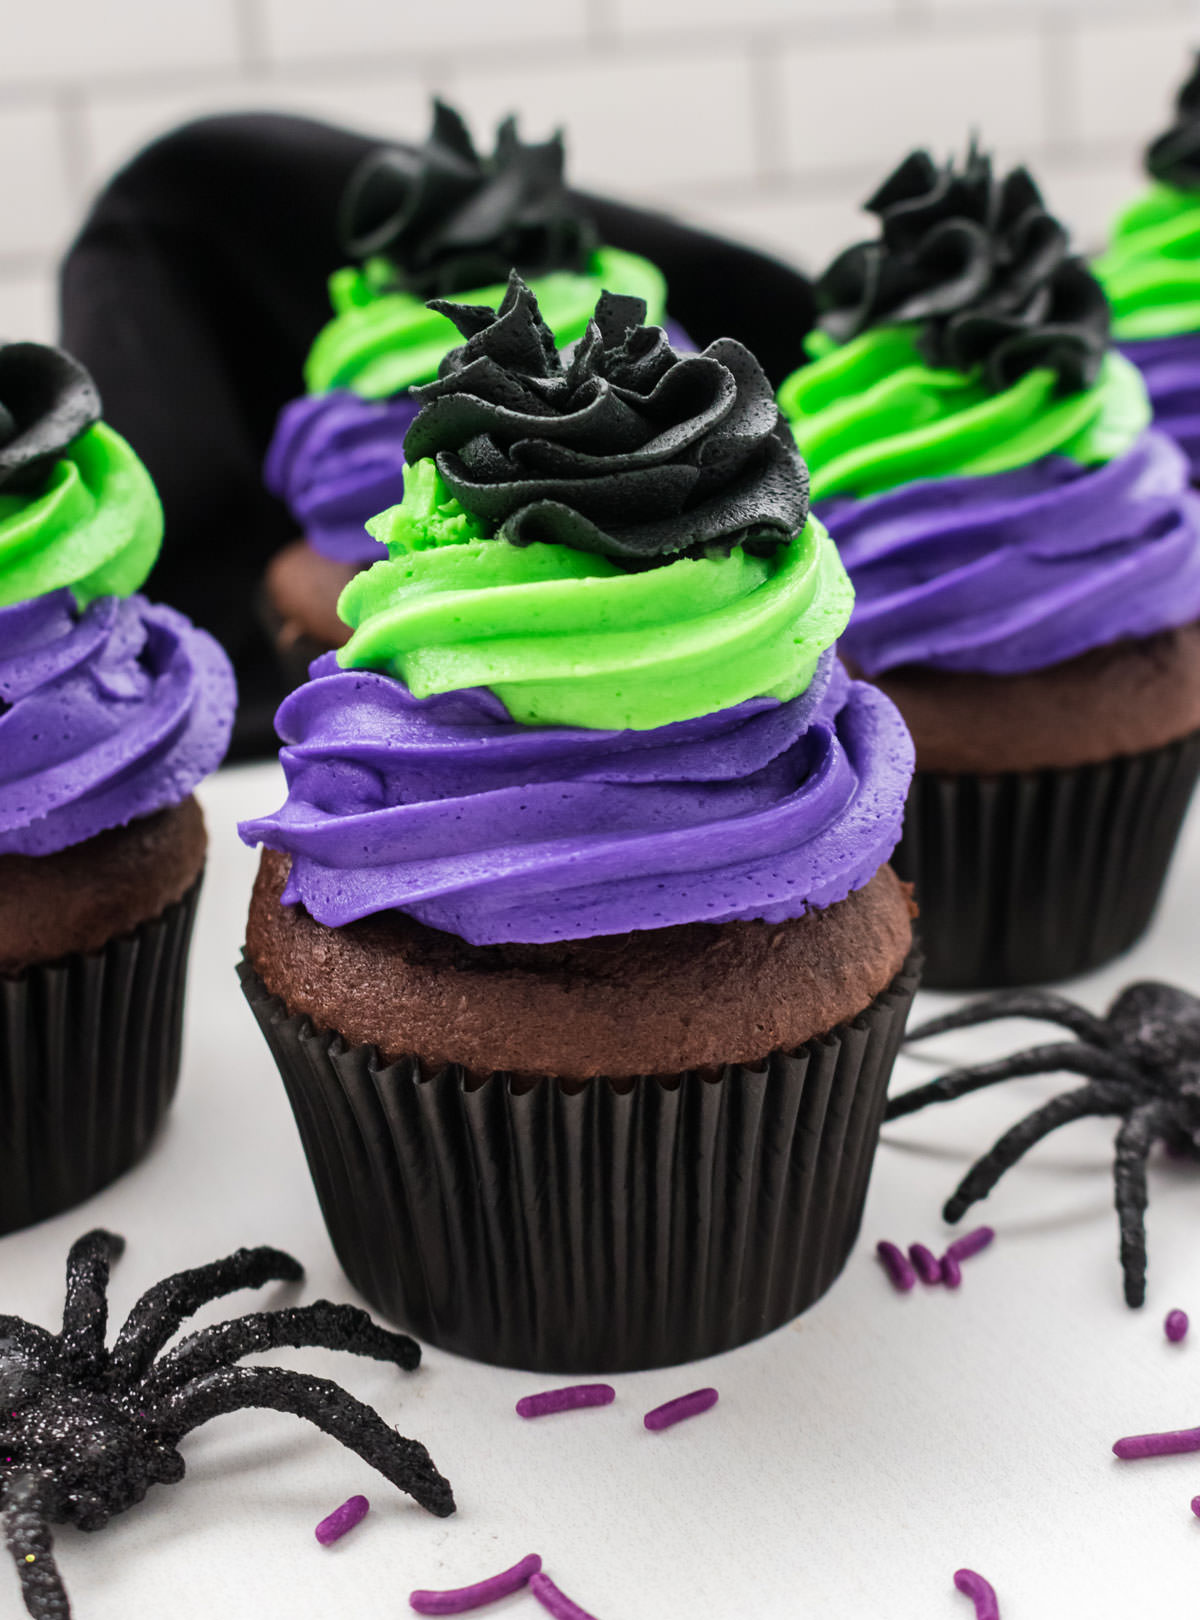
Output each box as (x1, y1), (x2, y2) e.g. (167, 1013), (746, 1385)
(0, 341), (235, 1233)
(260, 98), (694, 685)
(1097, 53), (1200, 486)
(239, 279), (918, 1372)
(779, 145), (1200, 990)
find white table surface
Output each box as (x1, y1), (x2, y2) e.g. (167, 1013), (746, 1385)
(3, 759), (1199, 1620)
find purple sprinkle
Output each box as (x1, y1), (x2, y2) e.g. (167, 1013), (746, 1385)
(1113, 1426), (1200, 1460)
(529, 1571), (599, 1620)
(644, 1387), (719, 1432)
(1166, 1310), (1190, 1344)
(877, 1241), (916, 1292)
(410, 1554), (542, 1614)
(516, 1384), (616, 1419)
(909, 1243), (943, 1285)
(940, 1253), (963, 1289)
(954, 1568), (1000, 1619)
(946, 1227), (995, 1264)
(314, 1494), (369, 1545)
(1191, 1496), (1200, 1519)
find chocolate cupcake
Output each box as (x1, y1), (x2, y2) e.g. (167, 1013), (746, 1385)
(0, 342), (235, 1232)
(1097, 52), (1200, 482)
(261, 99), (690, 682)
(240, 278), (918, 1372)
(779, 145), (1200, 989)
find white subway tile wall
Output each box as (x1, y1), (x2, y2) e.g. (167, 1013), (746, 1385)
(2, 0), (1199, 343)
(778, 32), (1048, 174)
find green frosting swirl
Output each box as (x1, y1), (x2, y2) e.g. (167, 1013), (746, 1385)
(778, 326), (1149, 502)
(305, 246), (668, 397)
(336, 460), (852, 730)
(1096, 183), (1200, 340)
(0, 421), (162, 609)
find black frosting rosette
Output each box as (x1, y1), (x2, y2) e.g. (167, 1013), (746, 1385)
(339, 99), (598, 298)
(0, 343), (100, 492)
(404, 274), (809, 565)
(815, 145), (1110, 394)
(1147, 53), (1200, 190)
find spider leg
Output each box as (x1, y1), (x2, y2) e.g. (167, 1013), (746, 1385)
(110, 1246), (304, 1383)
(885, 1044), (1141, 1122)
(942, 1081), (1135, 1222)
(59, 1230), (124, 1378)
(905, 991), (1114, 1048)
(151, 1366), (455, 1518)
(1114, 1100), (1175, 1310)
(2, 1474), (69, 1620)
(138, 1302), (421, 1403)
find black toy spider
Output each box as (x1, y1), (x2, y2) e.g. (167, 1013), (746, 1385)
(1, 1231), (455, 1619)
(886, 981), (1200, 1308)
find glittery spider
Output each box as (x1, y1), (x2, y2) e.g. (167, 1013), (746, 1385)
(887, 982), (1200, 1308)
(1, 1231), (454, 1619)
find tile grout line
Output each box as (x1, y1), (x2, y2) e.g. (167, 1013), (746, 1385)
(234, 0), (270, 77)
(747, 33), (787, 188)
(1041, 12), (1076, 159)
(55, 87), (91, 206)
(584, 0), (618, 46)
(0, 0), (1192, 105)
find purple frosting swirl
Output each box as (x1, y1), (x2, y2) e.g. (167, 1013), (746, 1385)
(0, 590), (236, 856)
(238, 651), (913, 945)
(264, 391), (420, 564)
(1121, 334), (1200, 483)
(824, 429), (1200, 677)
(264, 321), (694, 566)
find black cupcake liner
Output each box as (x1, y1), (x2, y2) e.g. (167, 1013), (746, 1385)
(891, 729), (1200, 990)
(239, 947), (921, 1372)
(0, 876), (202, 1235)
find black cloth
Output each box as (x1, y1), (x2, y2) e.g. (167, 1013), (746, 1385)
(60, 113), (815, 756)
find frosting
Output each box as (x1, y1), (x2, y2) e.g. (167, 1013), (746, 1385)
(1098, 184), (1200, 342)
(776, 145), (1200, 684)
(0, 357), (161, 607)
(245, 282), (907, 946)
(264, 392), (417, 564)
(814, 146), (1110, 393)
(336, 460), (850, 730)
(827, 429), (1200, 676)
(0, 590), (235, 857)
(1146, 53), (1200, 191)
(1097, 60), (1200, 341)
(1118, 333), (1200, 479)
(0, 422), (161, 610)
(780, 326), (1148, 501)
(267, 323), (697, 563)
(238, 654), (913, 944)
(304, 245), (668, 398)
(0, 342), (236, 859)
(783, 146), (1146, 502)
(0, 343), (100, 493)
(339, 100), (597, 299)
(404, 276), (806, 564)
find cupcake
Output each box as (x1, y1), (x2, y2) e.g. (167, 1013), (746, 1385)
(1097, 53), (1200, 482)
(239, 277), (918, 1373)
(779, 146), (1200, 990)
(0, 341), (235, 1232)
(261, 99), (689, 682)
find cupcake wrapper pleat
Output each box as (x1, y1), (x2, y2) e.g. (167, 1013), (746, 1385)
(892, 729), (1200, 990)
(239, 948), (921, 1373)
(0, 875), (202, 1235)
